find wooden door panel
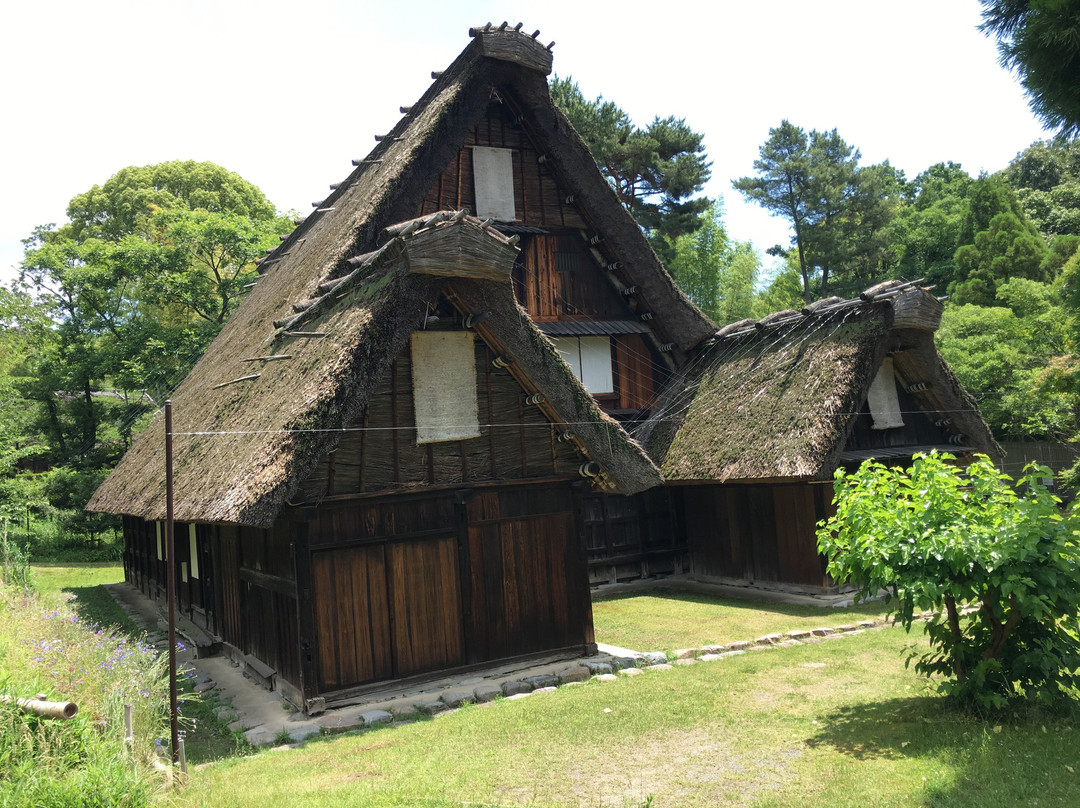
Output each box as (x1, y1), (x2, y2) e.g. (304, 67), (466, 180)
(311, 545), (392, 690)
(389, 536), (464, 676)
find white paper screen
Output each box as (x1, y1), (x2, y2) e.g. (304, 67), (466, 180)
(579, 337), (613, 394)
(551, 336), (612, 394)
(867, 356), (905, 430)
(411, 331), (481, 444)
(472, 146), (517, 221)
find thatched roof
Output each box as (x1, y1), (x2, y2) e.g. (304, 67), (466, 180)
(88, 213), (660, 526)
(261, 24), (712, 353)
(638, 282), (1000, 482)
(90, 25), (729, 525)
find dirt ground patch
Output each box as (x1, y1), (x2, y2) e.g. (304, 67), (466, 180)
(498, 726), (803, 807)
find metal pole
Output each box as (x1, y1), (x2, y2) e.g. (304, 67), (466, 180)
(165, 401), (179, 766)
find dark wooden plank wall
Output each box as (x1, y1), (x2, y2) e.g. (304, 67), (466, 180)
(123, 515), (301, 691)
(464, 484), (590, 661)
(300, 482), (589, 694)
(419, 103), (587, 231)
(123, 517), (208, 618)
(296, 331), (582, 501)
(213, 525), (243, 647)
(417, 103), (664, 416)
(680, 483), (834, 589)
(123, 515), (160, 598)
(582, 488), (684, 579)
(845, 384), (947, 452)
(234, 517), (300, 688)
(306, 494), (461, 690)
(614, 333), (655, 411)
(513, 233), (628, 321)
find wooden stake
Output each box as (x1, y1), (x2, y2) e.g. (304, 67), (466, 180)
(165, 402), (179, 767)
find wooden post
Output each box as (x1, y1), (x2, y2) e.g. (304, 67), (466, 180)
(293, 508), (319, 708)
(165, 401), (180, 767)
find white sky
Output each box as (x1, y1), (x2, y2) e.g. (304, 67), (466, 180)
(0, 0), (1052, 286)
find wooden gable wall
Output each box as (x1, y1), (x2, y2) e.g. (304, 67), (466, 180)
(843, 382), (950, 454)
(416, 100), (663, 416)
(295, 320), (583, 502)
(417, 98), (585, 229)
(513, 233), (627, 320)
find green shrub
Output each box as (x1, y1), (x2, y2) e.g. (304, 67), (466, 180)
(817, 451), (1080, 710)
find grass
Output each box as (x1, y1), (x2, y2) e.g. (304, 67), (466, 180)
(0, 570), (170, 807)
(29, 563), (245, 766)
(167, 625), (1080, 808)
(592, 589), (891, 652)
(31, 563), (138, 634)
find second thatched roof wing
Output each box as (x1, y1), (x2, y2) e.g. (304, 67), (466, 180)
(637, 283), (1000, 482)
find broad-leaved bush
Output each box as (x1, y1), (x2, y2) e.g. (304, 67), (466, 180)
(817, 452), (1080, 710)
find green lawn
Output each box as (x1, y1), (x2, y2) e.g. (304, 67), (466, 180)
(31, 562), (137, 634)
(592, 590), (891, 653)
(169, 626), (1079, 808)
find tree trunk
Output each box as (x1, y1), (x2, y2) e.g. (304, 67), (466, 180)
(944, 595), (966, 681)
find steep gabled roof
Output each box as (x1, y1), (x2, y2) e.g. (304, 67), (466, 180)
(637, 282), (1001, 482)
(255, 24), (713, 353)
(88, 214), (661, 526)
(89, 25), (733, 526)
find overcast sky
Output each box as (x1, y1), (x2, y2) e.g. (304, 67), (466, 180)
(0, 0), (1053, 286)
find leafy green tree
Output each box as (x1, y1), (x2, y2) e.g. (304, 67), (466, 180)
(667, 200), (728, 320)
(838, 160), (906, 296)
(889, 162), (973, 290)
(1004, 139), (1080, 238)
(800, 128), (862, 297)
(753, 255), (805, 316)
(980, 0), (1080, 137)
(938, 283), (1072, 439)
(818, 452), (1080, 710)
(666, 200), (762, 324)
(10, 162), (289, 552)
(551, 77), (712, 262)
(950, 177), (1049, 305)
(65, 160), (277, 241)
(716, 242), (761, 324)
(17, 162), (291, 457)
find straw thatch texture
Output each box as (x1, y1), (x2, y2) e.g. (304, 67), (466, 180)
(87, 252), (438, 527)
(638, 287), (1000, 482)
(450, 280), (663, 495)
(642, 309), (888, 482)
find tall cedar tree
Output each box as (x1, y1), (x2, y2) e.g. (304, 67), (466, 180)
(980, 0), (1080, 137)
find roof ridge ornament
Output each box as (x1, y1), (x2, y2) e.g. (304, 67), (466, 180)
(467, 22), (554, 75)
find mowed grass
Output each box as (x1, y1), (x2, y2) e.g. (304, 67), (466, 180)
(31, 562), (136, 634)
(170, 626), (1080, 808)
(592, 589), (891, 652)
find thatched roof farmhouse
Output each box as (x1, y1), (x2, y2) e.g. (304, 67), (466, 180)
(89, 25), (999, 708)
